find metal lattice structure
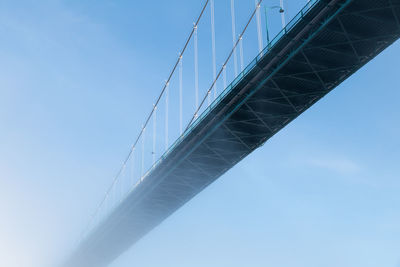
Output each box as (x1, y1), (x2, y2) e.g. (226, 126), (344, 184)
(64, 0), (400, 266)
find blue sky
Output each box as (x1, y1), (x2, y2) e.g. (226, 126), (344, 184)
(0, 1), (399, 267)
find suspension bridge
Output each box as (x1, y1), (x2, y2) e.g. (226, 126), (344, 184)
(63, 0), (400, 266)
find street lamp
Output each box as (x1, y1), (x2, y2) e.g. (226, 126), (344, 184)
(264, 2), (286, 47)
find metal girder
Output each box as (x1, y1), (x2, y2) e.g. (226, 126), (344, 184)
(389, 0), (400, 30)
(337, 16), (363, 59)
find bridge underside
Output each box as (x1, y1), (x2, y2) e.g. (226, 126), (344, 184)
(65, 0), (400, 266)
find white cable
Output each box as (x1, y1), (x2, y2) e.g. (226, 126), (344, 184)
(194, 25), (199, 112)
(165, 82), (169, 150)
(255, 0), (263, 55)
(230, 0), (238, 77)
(210, 0), (217, 100)
(120, 164), (125, 201)
(179, 56), (183, 135)
(112, 181), (115, 209)
(223, 65), (227, 90)
(141, 127), (145, 181)
(153, 105), (157, 164)
(239, 36), (244, 71)
(104, 192), (108, 216)
(131, 147), (135, 187)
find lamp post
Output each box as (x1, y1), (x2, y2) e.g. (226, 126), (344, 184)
(264, 3), (285, 47)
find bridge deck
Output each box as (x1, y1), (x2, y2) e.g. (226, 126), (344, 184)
(66, 0), (400, 266)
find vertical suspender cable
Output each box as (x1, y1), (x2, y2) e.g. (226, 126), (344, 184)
(104, 192), (108, 217)
(112, 181), (115, 209)
(152, 105), (156, 165)
(280, 0), (286, 28)
(113, 177), (118, 206)
(239, 36), (244, 71)
(131, 147), (135, 187)
(110, 177), (114, 209)
(223, 65), (227, 90)
(230, 0), (238, 77)
(119, 165), (122, 201)
(116, 170), (121, 205)
(210, 0), (217, 100)
(141, 127), (145, 181)
(194, 25), (199, 115)
(120, 164), (125, 201)
(112, 178), (116, 207)
(255, 0), (263, 55)
(165, 82), (169, 150)
(179, 56), (183, 135)
(114, 178), (117, 204)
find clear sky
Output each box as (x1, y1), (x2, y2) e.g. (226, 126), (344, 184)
(0, 1), (399, 267)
